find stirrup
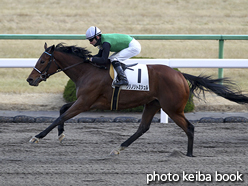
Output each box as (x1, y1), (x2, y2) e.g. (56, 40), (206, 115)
(121, 63), (138, 71)
(113, 80), (128, 87)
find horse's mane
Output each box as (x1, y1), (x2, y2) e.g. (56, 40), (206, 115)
(53, 43), (91, 59)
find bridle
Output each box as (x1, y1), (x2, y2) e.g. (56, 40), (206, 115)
(33, 50), (84, 81)
(33, 51), (57, 81)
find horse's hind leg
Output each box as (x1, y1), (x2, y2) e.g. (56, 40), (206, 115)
(110, 99), (161, 155)
(186, 119), (194, 157)
(168, 111), (194, 157)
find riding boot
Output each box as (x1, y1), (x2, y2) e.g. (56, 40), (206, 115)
(112, 61), (129, 87)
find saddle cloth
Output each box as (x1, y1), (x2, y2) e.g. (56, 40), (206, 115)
(109, 63), (149, 91)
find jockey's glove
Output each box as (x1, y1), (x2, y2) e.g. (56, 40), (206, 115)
(85, 56), (92, 63)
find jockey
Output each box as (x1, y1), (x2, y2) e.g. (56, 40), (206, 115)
(85, 26), (141, 87)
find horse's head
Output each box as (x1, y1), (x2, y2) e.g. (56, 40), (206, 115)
(27, 43), (60, 86)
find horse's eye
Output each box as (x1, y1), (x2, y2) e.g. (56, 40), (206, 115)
(40, 60), (45, 64)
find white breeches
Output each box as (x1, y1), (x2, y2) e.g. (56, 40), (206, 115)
(108, 38), (141, 64)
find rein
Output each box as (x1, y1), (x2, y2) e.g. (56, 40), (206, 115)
(34, 50), (108, 81)
(34, 51), (84, 81)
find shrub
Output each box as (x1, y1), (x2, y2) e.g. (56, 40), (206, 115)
(174, 68), (194, 113)
(184, 93), (194, 113)
(63, 79), (76, 102)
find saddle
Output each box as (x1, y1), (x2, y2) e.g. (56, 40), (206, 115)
(110, 62), (149, 110)
(109, 62), (137, 110)
(109, 63), (138, 80)
(90, 60), (137, 72)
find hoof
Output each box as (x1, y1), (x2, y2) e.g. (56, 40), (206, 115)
(186, 154), (195, 157)
(58, 133), (65, 143)
(29, 136), (39, 143)
(109, 146), (125, 156)
(186, 153), (195, 157)
(109, 149), (120, 156)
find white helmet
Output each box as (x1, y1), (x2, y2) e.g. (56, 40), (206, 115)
(86, 26), (102, 40)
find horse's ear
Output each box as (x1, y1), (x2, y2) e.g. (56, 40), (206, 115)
(44, 42), (47, 50)
(50, 45), (55, 52)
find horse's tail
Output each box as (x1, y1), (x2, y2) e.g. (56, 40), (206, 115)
(182, 73), (248, 104)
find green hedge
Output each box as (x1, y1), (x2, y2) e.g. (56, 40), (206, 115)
(63, 79), (77, 102)
(185, 93), (194, 112)
(63, 73), (194, 113)
(174, 68), (194, 112)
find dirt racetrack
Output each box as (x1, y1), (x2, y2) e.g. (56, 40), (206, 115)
(0, 121), (247, 185)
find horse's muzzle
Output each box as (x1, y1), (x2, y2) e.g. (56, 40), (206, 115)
(26, 77), (39, 86)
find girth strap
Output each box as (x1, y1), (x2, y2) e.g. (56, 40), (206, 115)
(111, 87), (121, 110)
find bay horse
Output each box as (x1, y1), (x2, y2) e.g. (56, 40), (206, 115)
(27, 43), (248, 157)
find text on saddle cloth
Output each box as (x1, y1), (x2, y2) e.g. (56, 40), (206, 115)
(109, 63), (149, 91)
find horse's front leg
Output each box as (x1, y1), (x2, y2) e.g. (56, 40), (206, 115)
(29, 98), (89, 144)
(57, 102), (75, 142)
(30, 117), (65, 143)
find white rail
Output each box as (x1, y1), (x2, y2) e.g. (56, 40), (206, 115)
(1, 58), (248, 123)
(0, 58), (37, 68)
(1, 58), (248, 68)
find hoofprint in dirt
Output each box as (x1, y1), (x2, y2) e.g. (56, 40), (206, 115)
(0, 122), (247, 185)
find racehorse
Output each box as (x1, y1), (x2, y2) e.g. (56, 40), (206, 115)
(27, 43), (248, 157)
